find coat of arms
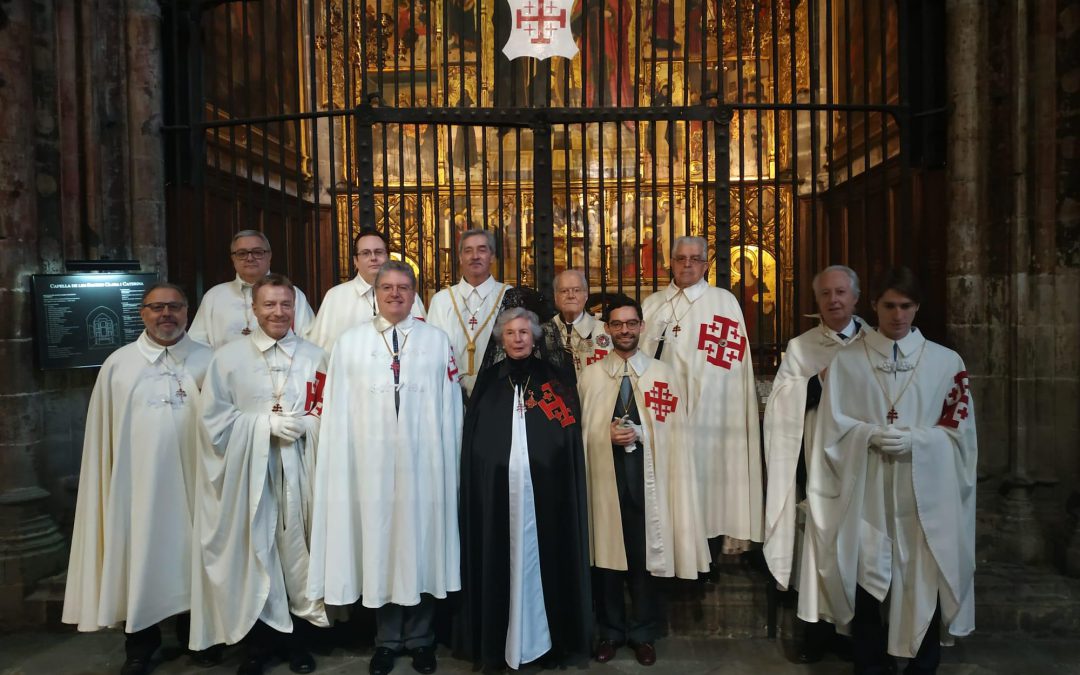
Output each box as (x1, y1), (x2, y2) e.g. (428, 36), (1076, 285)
(501, 0), (579, 60)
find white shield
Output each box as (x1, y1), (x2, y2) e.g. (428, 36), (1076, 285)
(502, 0), (579, 61)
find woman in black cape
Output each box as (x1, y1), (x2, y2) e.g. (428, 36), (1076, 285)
(453, 307), (592, 670)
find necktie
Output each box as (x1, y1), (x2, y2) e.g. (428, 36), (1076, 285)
(566, 321), (574, 338)
(837, 332), (848, 341)
(392, 329), (401, 414)
(619, 373), (632, 410)
(893, 342), (899, 378)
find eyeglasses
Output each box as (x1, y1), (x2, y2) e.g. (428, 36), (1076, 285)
(607, 319), (642, 330)
(557, 287), (585, 296)
(377, 284), (414, 294)
(231, 248), (269, 260)
(141, 302), (187, 313)
(356, 248), (388, 259)
(672, 255), (707, 265)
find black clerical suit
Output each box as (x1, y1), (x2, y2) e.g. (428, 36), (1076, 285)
(593, 376), (663, 645)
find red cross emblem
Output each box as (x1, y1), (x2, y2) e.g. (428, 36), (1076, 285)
(537, 382), (576, 427)
(696, 315), (746, 369)
(447, 351), (460, 383)
(644, 381), (679, 422)
(515, 0), (566, 44)
(937, 370), (971, 429)
(305, 371), (327, 416)
(586, 349), (608, 366)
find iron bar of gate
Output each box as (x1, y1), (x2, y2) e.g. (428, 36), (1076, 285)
(533, 121), (555, 298)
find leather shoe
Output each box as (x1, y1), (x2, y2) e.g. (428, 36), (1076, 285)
(236, 655), (265, 675)
(120, 657), (151, 675)
(370, 647), (398, 675)
(410, 645), (437, 674)
(289, 647), (317, 674)
(594, 640), (617, 663)
(629, 641), (656, 666)
(191, 646), (224, 668)
(796, 639), (824, 664)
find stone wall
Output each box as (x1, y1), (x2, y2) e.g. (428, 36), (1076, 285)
(0, 0), (166, 626)
(946, 0), (1080, 568)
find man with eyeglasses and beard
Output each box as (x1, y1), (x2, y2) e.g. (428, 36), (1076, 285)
(578, 297), (709, 667)
(306, 227), (426, 353)
(189, 230), (315, 349)
(640, 236), (763, 558)
(64, 283), (213, 675)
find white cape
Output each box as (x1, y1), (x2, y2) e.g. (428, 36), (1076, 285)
(189, 330), (329, 649)
(578, 352), (710, 579)
(641, 280), (763, 542)
(189, 275), (315, 349)
(801, 328), (978, 658)
(63, 332), (211, 632)
(305, 274), (426, 352)
(307, 317), (463, 608)
(762, 321), (864, 589)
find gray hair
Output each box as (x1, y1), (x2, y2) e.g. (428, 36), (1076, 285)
(141, 282), (188, 305)
(232, 229), (271, 251)
(554, 268), (587, 290)
(374, 260), (417, 288)
(671, 236), (708, 261)
(458, 228), (497, 257)
(812, 264), (861, 297)
(493, 307), (543, 345)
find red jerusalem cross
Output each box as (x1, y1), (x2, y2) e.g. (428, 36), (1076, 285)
(644, 381), (679, 422)
(516, 0), (566, 45)
(468, 315), (478, 328)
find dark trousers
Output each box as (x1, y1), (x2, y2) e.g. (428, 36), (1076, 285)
(376, 594), (436, 651)
(594, 436), (663, 645)
(245, 617), (311, 661)
(852, 585), (941, 675)
(124, 613), (190, 660)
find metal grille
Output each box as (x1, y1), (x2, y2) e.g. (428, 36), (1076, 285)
(163, 0), (912, 370)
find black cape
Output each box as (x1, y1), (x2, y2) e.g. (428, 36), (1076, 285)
(454, 355), (593, 669)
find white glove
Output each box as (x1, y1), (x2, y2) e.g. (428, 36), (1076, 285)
(869, 427), (912, 456)
(269, 414), (304, 442)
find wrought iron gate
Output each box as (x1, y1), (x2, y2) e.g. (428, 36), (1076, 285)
(164, 0), (926, 367)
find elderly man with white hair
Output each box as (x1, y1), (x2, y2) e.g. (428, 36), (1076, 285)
(640, 236), (763, 555)
(189, 229), (315, 349)
(547, 269), (611, 376)
(763, 264), (865, 663)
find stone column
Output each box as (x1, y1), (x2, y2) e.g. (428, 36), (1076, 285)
(0, 0), (67, 622)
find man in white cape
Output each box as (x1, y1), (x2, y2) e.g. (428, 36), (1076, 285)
(190, 273), (328, 675)
(763, 265), (864, 663)
(63, 283), (212, 675)
(427, 228), (509, 397)
(640, 236), (763, 552)
(189, 229), (314, 349)
(547, 269), (611, 376)
(305, 227), (426, 352)
(801, 267), (977, 675)
(307, 261), (463, 675)
(578, 297), (710, 667)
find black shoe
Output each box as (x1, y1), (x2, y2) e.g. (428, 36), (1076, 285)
(796, 640), (824, 664)
(119, 657), (151, 675)
(191, 646), (224, 668)
(237, 655), (265, 675)
(289, 647), (316, 674)
(370, 647), (398, 675)
(410, 645), (437, 674)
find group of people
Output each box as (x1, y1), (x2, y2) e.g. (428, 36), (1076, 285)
(62, 225), (977, 675)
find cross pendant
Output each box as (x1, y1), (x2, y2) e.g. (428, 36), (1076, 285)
(516, 400), (526, 415)
(886, 407), (898, 424)
(391, 359), (401, 378)
(468, 315), (478, 328)
(272, 402), (283, 413)
(242, 327), (252, 335)
(176, 387), (187, 402)
(672, 324), (682, 337)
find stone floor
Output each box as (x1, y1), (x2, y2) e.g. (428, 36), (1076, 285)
(3, 630), (1080, 675)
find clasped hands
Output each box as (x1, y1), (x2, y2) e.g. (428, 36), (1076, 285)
(269, 411), (316, 442)
(869, 426), (913, 456)
(610, 417), (641, 453)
